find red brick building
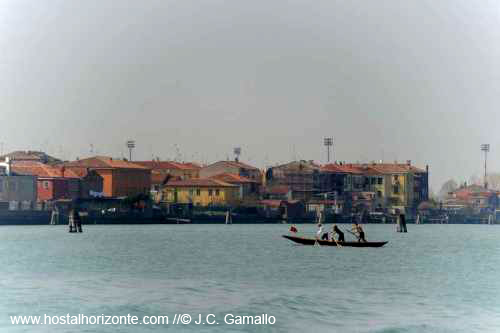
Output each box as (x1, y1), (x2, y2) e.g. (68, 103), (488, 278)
(61, 156), (151, 197)
(11, 162), (84, 201)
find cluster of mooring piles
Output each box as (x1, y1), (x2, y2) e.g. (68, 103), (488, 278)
(68, 208), (83, 233)
(396, 214), (407, 232)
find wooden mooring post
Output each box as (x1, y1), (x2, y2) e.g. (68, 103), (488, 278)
(396, 214), (407, 232)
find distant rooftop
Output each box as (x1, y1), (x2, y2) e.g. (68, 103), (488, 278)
(204, 160), (259, 171)
(62, 156), (150, 170)
(133, 161), (201, 171)
(0, 150), (62, 165)
(12, 161), (79, 179)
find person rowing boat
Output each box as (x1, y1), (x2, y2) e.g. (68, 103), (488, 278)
(331, 224), (344, 242)
(289, 224), (298, 234)
(351, 223), (367, 242)
(316, 223), (329, 240)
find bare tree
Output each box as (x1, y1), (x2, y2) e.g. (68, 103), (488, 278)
(438, 179), (458, 199)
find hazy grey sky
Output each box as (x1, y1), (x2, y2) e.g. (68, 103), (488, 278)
(1, 0), (500, 189)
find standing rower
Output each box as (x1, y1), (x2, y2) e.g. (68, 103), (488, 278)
(352, 223), (367, 242)
(332, 224), (345, 242)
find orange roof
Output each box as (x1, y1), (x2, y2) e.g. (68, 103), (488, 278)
(151, 171), (172, 185)
(209, 173), (255, 184)
(12, 161), (80, 179)
(134, 161), (201, 171)
(322, 164), (364, 174)
(62, 156), (149, 170)
(323, 163), (427, 174)
(207, 160), (259, 171)
(263, 185), (290, 195)
(164, 179), (236, 188)
(354, 163), (426, 174)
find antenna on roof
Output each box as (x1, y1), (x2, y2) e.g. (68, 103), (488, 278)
(233, 147), (241, 162)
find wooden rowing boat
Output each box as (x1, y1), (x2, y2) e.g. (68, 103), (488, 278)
(282, 235), (388, 247)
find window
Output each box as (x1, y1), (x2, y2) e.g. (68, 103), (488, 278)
(196, 189), (201, 196)
(208, 189), (213, 196)
(394, 175), (399, 182)
(378, 178), (383, 185)
(393, 185), (399, 194)
(43, 181), (49, 189)
(370, 178), (375, 185)
(189, 189), (194, 196)
(0, 180), (3, 193)
(377, 191), (382, 198)
(215, 189), (220, 196)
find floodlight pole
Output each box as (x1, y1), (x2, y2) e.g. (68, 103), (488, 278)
(324, 137), (333, 163)
(481, 144), (490, 189)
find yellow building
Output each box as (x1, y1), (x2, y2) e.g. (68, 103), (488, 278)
(359, 163), (428, 214)
(162, 179), (239, 206)
(325, 162), (429, 214)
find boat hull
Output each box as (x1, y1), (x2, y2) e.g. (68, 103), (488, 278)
(283, 235), (388, 247)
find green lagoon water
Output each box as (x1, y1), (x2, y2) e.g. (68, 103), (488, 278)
(1, 224), (499, 332)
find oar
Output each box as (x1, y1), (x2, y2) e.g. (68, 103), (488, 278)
(331, 233), (342, 248)
(345, 229), (360, 241)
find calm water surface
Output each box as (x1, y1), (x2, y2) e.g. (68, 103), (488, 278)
(1, 224), (499, 332)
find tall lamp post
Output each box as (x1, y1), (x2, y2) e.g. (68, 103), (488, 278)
(481, 144), (490, 189)
(126, 140), (136, 161)
(324, 137), (333, 163)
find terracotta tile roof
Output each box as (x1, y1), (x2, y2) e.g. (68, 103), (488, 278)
(62, 156), (149, 170)
(164, 179), (236, 188)
(353, 163), (427, 174)
(323, 163), (427, 174)
(0, 150), (62, 164)
(322, 164), (364, 174)
(12, 161), (80, 179)
(134, 161), (201, 171)
(209, 173), (255, 184)
(151, 172), (171, 185)
(263, 185), (290, 195)
(207, 160), (259, 171)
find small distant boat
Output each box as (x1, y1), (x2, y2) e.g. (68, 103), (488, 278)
(165, 218), (191, 224)
(283, 235), (388, 247)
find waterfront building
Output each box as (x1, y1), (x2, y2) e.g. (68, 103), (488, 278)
(443, 184), (498, 213)
(0, 159), (37, 204)
(199, 160), (262, 184)
(12, 161), (82, 201)
(133, 161), (201, 191)
(265, 160), (345, 201)
(322, 161), (429, 214)
(161, 179), (238, 206)
(209, 173), (259, 202)
(61, 156), (151, 197)
(345, 161), (428, 214)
